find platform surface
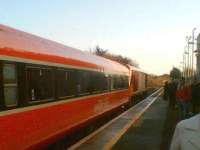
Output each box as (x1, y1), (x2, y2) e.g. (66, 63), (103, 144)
(69, 89), (163, 150)
(112, 96), (168, 150)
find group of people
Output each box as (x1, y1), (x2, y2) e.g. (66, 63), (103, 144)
(164, 78), (200, 119)
(164, 78), (200, 150)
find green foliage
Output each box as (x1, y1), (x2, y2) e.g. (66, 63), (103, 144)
(170, 67), (181, 79)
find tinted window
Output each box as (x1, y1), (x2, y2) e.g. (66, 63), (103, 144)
(4, 87), (17, 106)
(3, 64), (17, 83)
(3, 63), (18, 107)
(101, 74), (109, 91)
(112, 75), (128, 90)
(77, 71), (91, 95)
(57, 69), (76, 98)
(27, 67), (53, 101)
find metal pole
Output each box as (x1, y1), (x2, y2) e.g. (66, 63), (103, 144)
(186, 36), (191, 82)
(192, 28), (196, 79)
(184, 45), (187, 79)
(183, 52), (185, 78)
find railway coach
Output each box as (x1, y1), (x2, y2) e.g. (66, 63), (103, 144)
(0, 25), (131, 150)
(128, 65), (148, 101)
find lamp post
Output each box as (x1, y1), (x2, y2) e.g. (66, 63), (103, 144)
(191, 28), (196, 79)
(180, 61), (184, 78)
(186, 36), (192, 81)
(183, 45), (187, 79)
(184, 51), (189, 80)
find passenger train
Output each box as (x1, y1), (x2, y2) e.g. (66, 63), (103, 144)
(0, 24), (148, 150)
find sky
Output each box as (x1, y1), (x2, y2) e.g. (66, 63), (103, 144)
(1, 0), (200, 75)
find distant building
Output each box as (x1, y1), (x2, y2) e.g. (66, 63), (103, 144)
(196, 34), (200, 80)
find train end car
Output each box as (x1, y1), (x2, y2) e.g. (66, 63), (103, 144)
(127, 65), (149, 104)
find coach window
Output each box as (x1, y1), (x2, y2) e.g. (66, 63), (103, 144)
(110, 75), (115, 91)
(125, 76), (129, 88)
(101, 74), (109, 91)
(118, 76), (123, 89)
(91, 72), (101, 93)
(27, 67), (54, 102)
(3, 63), (18, 107)
(77, 71), (91, 95)
(98, 73), (109, 92)
(113, 75), (119, 90)
(57, 69), (76, 98)
(120, 76), (127, 89)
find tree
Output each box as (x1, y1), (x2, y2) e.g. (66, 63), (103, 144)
(92, 45), (139, 67)
(93, 45), (108, 56)
(170, 67), (181, 80)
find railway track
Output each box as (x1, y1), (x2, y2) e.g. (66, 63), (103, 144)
(68, 88), (163, 150)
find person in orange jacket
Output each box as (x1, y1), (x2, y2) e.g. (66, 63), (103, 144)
(176, 78), (191, 120)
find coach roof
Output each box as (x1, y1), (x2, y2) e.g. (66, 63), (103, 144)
(0, 24), (129, 75)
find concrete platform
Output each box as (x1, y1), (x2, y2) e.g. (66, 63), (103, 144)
(69, 89), (163, 150)
(112, 96), (168, 150)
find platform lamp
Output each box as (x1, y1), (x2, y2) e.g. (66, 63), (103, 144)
(191, 28), (197, 79)
(186, 36), (192, 82)
(180, 61), (184, 78)
(183, 45), (187, 79)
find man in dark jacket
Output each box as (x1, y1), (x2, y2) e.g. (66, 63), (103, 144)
(163, 81), (169, 100)
(168, 81), (178, 108)
(191, 80), (200, 114)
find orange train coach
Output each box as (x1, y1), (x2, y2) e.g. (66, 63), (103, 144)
(0, 25), (148, 150)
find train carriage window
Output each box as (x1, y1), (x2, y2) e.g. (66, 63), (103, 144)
(91, 72), (99, 93)
(121, 76), (128, 89)
(120, 76), (124, 88)
(57, 69), (76, 98)
(118, 76), (123, 89)
(110, 75), (115, 90)
(112, 75), (128, 90)
(113, 75), (120, 89)
(120, 76), (127, 89)
(27, 66), (53, 102)
(91, 72), (108, 93)
(124, 76), (129, 88)
(4, 87), (17, 106)
(77, 71), (91, 95)
(101, 74), (109, 91)
(3, 63), (18, 107)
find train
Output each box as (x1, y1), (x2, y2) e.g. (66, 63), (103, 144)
(0, 24), (149, 150)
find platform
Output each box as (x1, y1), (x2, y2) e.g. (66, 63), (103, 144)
(113, 95), (168, 150)
(69, 88), (164, 150)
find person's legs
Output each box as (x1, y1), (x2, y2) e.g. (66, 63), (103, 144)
(182, 102), (187, 119)
(182, 102), (190, 119)
(177, 101), (184, 120)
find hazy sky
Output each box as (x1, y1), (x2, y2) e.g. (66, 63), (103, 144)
(1, 0), (200, 75)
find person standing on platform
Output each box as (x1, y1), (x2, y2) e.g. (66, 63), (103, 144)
(168, 81), (178, 109)
(191, 80), (200, 114)
(163, 81), (169, 101)
(176, 79), (191, 120)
